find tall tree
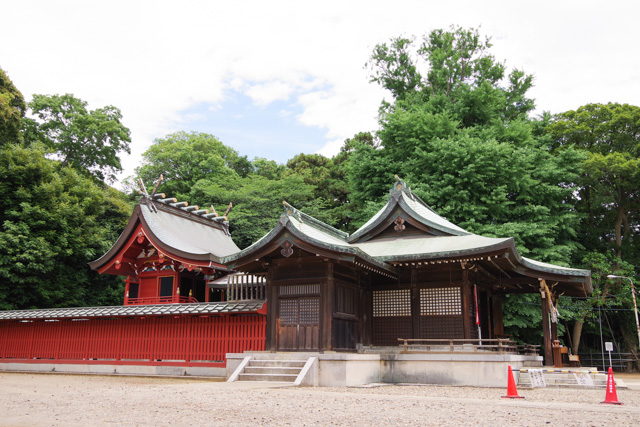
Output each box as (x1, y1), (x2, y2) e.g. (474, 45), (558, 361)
(367, 26), (535, 125)
(547, 103), (640, 261)
(352, 27), (581, 264)
(546, 103), (640, 356)
(0, 67), (26, 146)
(0, 143), (132, 309)
(353, 26), (586, 349)
(134, 131), (246, 199)
(24, 94), (131, 183)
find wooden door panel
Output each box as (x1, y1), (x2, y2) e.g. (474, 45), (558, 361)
(277, 297), (319, 351)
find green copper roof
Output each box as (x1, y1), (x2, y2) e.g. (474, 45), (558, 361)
(222, 178), (591, 292)
(354, 234), (512, 260)
(349, 179), (469, 242)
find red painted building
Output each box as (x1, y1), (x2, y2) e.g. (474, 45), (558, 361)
(0, 192), (266, 373)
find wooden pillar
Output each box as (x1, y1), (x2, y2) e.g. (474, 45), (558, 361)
(361, 272), (373, 346)
(411, 268), (420, 339)
(321, 261), (335, 351)
(540, 285), (553, 366)
(266, 267), (277, 352)
(491, 296), (504, 337)
(461, 268), (471, 339)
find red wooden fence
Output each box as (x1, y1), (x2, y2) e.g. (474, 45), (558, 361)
(0, 314), (265, 367)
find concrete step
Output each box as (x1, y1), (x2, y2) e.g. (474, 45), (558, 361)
(244, 366), (302, 375)
(238, 373), (298, 382)
(517, 369), (613, 388)
(248, 360), (307, 368)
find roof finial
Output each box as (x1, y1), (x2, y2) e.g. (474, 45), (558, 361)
(138, 175), (164, 213)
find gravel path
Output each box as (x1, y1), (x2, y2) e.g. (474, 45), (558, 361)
(1, 373), (639, 426)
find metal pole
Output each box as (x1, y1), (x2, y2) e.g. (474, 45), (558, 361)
(607, 275), (640, 350)
(598, 306), (605, 371)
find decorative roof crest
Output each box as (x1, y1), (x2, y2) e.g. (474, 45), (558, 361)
(137, 175), (234, 235)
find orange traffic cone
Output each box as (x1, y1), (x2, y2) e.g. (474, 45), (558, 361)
(502, 365), (524, 399)
(601, 367), (623, 405)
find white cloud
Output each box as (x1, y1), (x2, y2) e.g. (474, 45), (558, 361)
(2, 0), (639, 186)
(245, 81), (294, 106)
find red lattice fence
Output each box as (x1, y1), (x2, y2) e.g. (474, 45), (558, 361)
(0, 314), (266, 367)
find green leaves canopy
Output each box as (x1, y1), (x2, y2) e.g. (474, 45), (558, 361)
(0, 143), (131, 309)
(0, 67), (26, 146)
(25, 94), (131, 183)
(134, 131), (250, 199)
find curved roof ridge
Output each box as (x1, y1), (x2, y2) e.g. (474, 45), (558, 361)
(283, 201), (348, 241)
(348, 178), (470, 242)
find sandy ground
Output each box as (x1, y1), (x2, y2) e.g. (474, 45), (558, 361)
(1, 373), (640, 426)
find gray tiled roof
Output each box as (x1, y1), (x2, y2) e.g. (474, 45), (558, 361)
(141, 204), (240, 258)
(0, 301), (266, 321)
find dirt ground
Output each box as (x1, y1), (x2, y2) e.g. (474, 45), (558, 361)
(1, 372), (639, 426)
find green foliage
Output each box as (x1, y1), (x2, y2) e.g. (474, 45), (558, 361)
(547, 103), (640, 156)
(547, 103), (640, 264)
(0, 67), (26, 146)
(189, 174), (322, 249)
(350, 27), (583, 265)
(135, 131), (247, 198)
(0, 143), (132, 309)
(24, 94), (131, 183)
(367, 26), (535, 125)
(285, 152), (351, 229)
(502, 294), (544, 344)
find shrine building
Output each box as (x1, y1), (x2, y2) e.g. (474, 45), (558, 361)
(0, 177), (592, 386)
(0, 190), (266, 376)
(222, 178), (592, 386)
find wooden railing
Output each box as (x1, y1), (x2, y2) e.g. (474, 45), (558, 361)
(125, 295), (198, 305)
(226, 273), (266, 301)
(398, 338), (539, 355)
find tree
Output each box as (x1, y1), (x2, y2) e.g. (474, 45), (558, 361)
(367, 26), (535, 125)
(351, 26), (582, 264)
(546, 103), (640, 357)
(547, 103), (640, 156)
(0, 143), (132, 309)
(24, 94), (131, 182)
(353, 26), (586, 347)
(547, 103), (640, 261)
(0, 67), (26, 146)
(189, 173), (324, 249)
(135, 131), (245, 199)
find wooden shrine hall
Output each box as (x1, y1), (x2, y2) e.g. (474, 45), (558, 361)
(223, 177), (592, 369)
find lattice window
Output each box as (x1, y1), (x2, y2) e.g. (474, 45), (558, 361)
(420, 287), (462, 315)
(279, 299), (298, 325)
(279, 298), (319, 325)
(299, 298), (319, 324)
(373, 289), (411, 317)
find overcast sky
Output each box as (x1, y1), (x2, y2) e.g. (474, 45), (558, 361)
(3, 1), (639, 187)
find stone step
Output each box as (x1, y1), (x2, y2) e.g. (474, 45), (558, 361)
(248, 360), (307, 368)
(238, 373), (298, 382)
(244, 366), (303, 375)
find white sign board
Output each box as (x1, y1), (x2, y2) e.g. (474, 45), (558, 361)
(605, 342), (613, 352)
(574, 372), (594, 386)
(529, 369), (546, 388)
